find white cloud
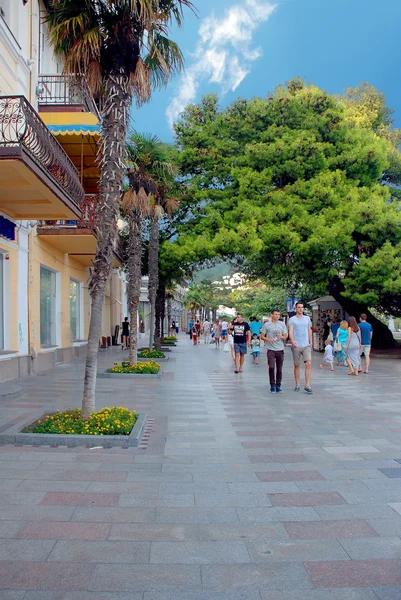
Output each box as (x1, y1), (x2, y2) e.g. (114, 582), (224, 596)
(166, 0), (276, 128)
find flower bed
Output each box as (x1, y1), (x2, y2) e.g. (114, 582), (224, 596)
(109, 360), (160, 374)
(138, 349), (166, 359)
(23, 406), (137, 436)
(162, 336), (177, 342)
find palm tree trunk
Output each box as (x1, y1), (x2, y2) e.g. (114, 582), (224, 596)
(148, 216), (159, 351)
(82, 75), (130, 420)
(167, 294), (172, 334)
(154, 282), (165, 349)
(128, 211), (142, 365)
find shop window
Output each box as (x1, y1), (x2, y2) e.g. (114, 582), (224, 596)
(40, 266), (56, 346)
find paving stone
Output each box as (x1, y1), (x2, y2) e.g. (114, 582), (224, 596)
(47, 540), (150, 563)
(379, 469), (401, 478)
(388, 503), (401, 516)
(323, 446), (380, 454)
(259, 590), (379, 599)
(119, 493), (195, 508)
(41, 492), (120, 507)
(71, 507), (156, 523)
(24, 594), (143, 600)
(247, 539), (349, 562)
(284, 520), (378, 539)
(155, 508), (239, 524)
(16, 522), (111, 541)
(108, 523), (200, 542)
(194, 493), (272, 507)
(367, 518), (401, 537)
(228, 483), (299, 493)
(143, 591), (261, 600)
(0, 561), (93, 590)
(197, 523), (289, 542)
(0, 492), (46, 505)
(90, 564), (201, 591)
(0, 592), (26, 599)
(373, 586), (401, 600)
(0, 539), (55, 561)
(248, 455), (307, 463)
(268, 492), (346, 507)
(200, 563), (313, 591)
(314, 504), (399, 521)
(0, 521), (23, 538)
(62, 471), (128, 481)
(236, 507), (320, 522)
(0, 506), (75, 521)
(150, 541), (250, 564)
(305, 559), (401, 587)
(256, 471), (324, 482)
(339, 537), (401, 559)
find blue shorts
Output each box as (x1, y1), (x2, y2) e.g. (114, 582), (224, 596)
(222, 329), (227, 336)
(234, 342), (247, 355)
(252, 351), (260, 358)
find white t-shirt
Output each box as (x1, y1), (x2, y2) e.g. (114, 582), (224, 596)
(221, 321), (228, 330)
(288, 315), (312, 348)
(203, 321), (211, 332)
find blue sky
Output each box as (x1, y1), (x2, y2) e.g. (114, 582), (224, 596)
(133, 0), (401, 142)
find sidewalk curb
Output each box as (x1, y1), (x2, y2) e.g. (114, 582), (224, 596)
(97, 372), (161, 379)
(0, 413), (147, 448)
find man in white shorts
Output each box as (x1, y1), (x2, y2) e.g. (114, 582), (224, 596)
(288, 301), (313, 394)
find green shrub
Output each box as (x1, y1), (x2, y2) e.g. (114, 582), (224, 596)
(25, 406), (137, 436)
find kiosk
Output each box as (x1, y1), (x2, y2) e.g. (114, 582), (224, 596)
(309, 296), (345, 352)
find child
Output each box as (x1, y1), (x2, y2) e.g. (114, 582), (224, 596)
(251, 333), (261, 365)
(320, 339), (334, 371)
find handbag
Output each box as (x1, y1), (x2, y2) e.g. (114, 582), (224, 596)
(334, 340), (342, 352)
(223, 343), (230, 352)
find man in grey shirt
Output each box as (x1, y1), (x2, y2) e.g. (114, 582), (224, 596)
(260, 309), (288, 394)
(288, 301), (313, 394)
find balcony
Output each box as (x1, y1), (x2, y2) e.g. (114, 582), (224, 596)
(0, 96), (84, 219)
(37, 75), (100, 118)
(37, 195), (123, 267)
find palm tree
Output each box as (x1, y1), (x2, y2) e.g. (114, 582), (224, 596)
(46, 0), (193, 418)
(125, 132), (178, 351)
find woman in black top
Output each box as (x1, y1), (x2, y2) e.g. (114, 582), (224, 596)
(121, 317), (130, 349)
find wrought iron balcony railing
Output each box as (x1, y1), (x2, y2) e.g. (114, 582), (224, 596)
(0, 96), (85, 209)
(37, 74), (100, 118)
(38, 194), (98, 229)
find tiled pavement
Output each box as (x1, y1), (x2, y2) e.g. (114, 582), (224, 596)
(1, 339), (401, 598)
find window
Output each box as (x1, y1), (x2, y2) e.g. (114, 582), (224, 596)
(70, 279), (81, 342)
(0, 254), (4, 350)
(40, 266), (56, 346)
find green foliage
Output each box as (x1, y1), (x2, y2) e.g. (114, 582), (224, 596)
(170, 81), (401, 316)
(138, 349), (166, 358)
(109, 361), (160, 374)
(162, 336), (177, 342)
(26, 407), (137, 436)
(227, 284), (288, 319)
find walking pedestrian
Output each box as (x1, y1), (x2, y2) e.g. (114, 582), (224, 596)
(251, 334), (261, 364)
(202, 318), (211, 344)
(221, 319), (229, 342)
(189, 319), (194, 340)
(227, 331), (235, 361)
(358, 313), (373, 374)
(260, 308), (288, 393)
(335, 320), (349, 365)
(121, 317), (130, 350)
(288, 301), (313, 394)
(192, 323), (198, 345)
(250, 316), (263, 338)
(320, 339), (334, 372)
(171, 320), (176, 336)
(213, 321), (221, 348)
(229, 313), (251, 374)
(195, 320), (201, 344)
(346, 316), (362, 376)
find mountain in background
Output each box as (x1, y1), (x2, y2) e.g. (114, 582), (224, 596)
(193, 262), (234, 284)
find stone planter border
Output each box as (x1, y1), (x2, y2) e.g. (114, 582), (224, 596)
(98, 371), (161, 379)
(138, 356), (169, 362)
(0, 413), (147, 448)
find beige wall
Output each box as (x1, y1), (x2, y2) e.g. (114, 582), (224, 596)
(0, 241), (18, 351)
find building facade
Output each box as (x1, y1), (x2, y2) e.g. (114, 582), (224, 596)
(0, 0), (126, 381)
